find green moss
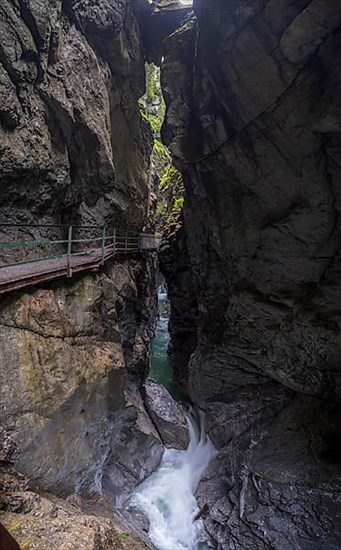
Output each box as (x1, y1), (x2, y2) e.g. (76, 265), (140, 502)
(140, 63), (184, 232)
(156, 200), (167, 217)
(160, 166), (183, 193)
(149, 113), (163, 133)
(153, 139), (171, 164)
(144, 64), (165, 112)
(139, 107), (164, 139)
(174, 196), (184, 209)
(146, 64), (159, 103)
(157, 166), (184, 229)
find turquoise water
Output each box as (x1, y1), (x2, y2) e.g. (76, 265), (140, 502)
(149, 292), (174, 389)
(149, 291), (188, 404)
(134, 289), (215, 550)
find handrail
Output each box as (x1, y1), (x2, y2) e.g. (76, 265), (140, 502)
(0, 225), (158, 271)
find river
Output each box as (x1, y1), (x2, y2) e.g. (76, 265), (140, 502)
(131, 289), (216, 550)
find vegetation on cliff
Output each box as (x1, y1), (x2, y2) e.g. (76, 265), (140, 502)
(140, 63), (184, 233)
(157, 166), (184, 228)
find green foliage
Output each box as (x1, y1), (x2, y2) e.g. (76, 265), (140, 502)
(174, 196), (184, 209)
(120, 533), (130, 541)
(157, 166), (184, 229)
(144, 63), (166, 118)
(139, 95), (164, 138)
(153, 139), (171, 165)
(160, 166), (183, 194)
(166, 196), (184, 225)
(148, 113), (163, 134)
(140, 106), (163, 135)
(140, 63), (184, 232)
(156, 199), (167, 217)
(146, 63), (160, 104)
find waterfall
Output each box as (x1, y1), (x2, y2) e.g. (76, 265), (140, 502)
(131, 411), (216, 550)
(130, 285), (216, 549)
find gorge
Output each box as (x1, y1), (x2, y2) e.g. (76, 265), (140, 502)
(1, 1), (341, 549)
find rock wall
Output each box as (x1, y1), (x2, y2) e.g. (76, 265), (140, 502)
(0, 0), (164, 541)
(0, 427), (150, 550)
(0, 0), (151, 232)
(159, 1), (341, 548)
(0, 260), (161, 500)
(159, 220), (198, 386)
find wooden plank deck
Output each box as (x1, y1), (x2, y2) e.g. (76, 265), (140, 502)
(0, 246), (116, 294)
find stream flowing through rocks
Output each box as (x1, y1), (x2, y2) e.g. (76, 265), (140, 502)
(131, 289), (216, 550)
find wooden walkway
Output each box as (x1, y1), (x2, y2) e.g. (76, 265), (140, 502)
(0, 224), (160, 295)
(0, 246), (120, 294)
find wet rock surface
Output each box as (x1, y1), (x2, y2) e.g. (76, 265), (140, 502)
(0, 428), (150, 549)
(144, 381), (189, 449)
(0, 259), (161, 501)
(159, 0), (341, 547)
(196, 389), (341, 549)
(138, 0), (192, 65)
(0, 0), (162, 542)
(159, 222), (198, 387)
(0, 0), (152, 241)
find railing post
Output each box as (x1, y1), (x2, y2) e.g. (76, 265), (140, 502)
(113, 228), (116, 254)
(102, 227), (106, 265)
(67, 225), (72, 278)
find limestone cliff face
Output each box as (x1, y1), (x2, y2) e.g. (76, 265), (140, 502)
(160, 1), (341, 548)
(0, 0), (162, 539)
(0, 260), (161, 500)
(0, 428), (149, 549)
(159, 220), (198, 386)
(0, 0), (151, 231)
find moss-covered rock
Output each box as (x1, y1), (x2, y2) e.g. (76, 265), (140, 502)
(1, 492), (149, 550)
(158, 166), (184, 229)
(140, 62), (185, 234)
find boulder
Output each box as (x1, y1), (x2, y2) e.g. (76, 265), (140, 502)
(144, 381), (189, 449)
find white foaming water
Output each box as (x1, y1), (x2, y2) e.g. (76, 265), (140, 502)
(131, 412), (216, 550)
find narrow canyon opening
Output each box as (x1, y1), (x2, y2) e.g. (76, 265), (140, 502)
(0, 1), (340, 550)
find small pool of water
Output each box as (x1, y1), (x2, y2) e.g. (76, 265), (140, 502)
(149, 291), (188, 404)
